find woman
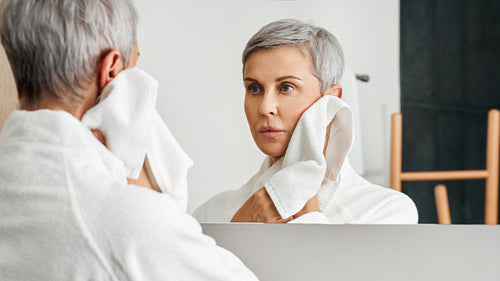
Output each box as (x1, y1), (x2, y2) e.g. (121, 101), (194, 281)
(194, 19), (418, 224)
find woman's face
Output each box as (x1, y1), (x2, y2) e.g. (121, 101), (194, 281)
(243, 46), (323, 164)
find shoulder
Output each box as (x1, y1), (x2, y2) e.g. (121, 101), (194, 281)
(101, 185), (202, 237)
(87, 187), (206, 273)
(84, 186), (257, 280)
(335, 166), (418, 224)
(362, 185), (419, 224)
(193, 188), (247, 222)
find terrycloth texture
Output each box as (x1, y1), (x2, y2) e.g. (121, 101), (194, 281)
(82, 68), (193, 210)
(0, 110), (258, 281)
(194, 96), (418, 224)
(264, 95), (353, 219)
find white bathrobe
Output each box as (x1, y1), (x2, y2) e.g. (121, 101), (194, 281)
(194, 96), (418, 224)
(0, 110), (257, 280)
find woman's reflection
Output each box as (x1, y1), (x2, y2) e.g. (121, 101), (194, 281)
(194, 19), (418, 224)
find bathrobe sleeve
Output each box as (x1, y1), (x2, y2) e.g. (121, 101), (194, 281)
(361, 192), (419, 224)
(289, 212), (330, 224)
(333, 165), (419, 224)
(85, 184), (258, 281)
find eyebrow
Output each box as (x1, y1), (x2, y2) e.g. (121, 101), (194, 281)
(244, 77), (259, 83)
(244, 75), (303, 83)
(276, 75), (302, 82)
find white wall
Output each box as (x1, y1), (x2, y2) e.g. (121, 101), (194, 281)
(133, 0), (400, 213)
(0, 44), (18, 131)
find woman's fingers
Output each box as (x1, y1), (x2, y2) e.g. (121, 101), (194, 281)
(231, 187), (285, 223)
(127, 166), (154, 190)
(292, 196), (321, 220)
(231, 187), (319, 223)
(91, 129), (106, 145)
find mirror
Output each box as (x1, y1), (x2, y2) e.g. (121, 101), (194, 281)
(133, 0), (401, 217)
(4, 0), (492, 224)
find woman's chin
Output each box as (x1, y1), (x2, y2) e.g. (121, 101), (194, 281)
(257, 144), (286, 160)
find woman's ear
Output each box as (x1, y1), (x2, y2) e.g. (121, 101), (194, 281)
(98, 49), (124, 90)
(324, 84), (342, 99)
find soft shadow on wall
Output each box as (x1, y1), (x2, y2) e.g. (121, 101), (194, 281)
(0, 44), (18, 131)
(400, 0), (500, 223)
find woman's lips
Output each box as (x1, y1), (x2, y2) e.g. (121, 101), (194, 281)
(259, 126), (284, 139)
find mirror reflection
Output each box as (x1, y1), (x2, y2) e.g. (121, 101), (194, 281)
(133, 0), (499, 224)
(133, 0), (421, 223)
(133, 1), (422, 223)
(1, 0), (498, 225)
(194, 19), (418, 223)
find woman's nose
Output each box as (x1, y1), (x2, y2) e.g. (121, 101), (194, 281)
(259, 93), (278, 116)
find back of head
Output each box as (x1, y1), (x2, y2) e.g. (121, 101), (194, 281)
(242, 19), (344, 93)
(0, 0), (138, 111)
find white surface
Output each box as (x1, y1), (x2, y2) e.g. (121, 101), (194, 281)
(133, 0), (400, 213)
(341, 69), (364, 175)
(202, 223), (500, 281)
(0, 110), (257, 281)
(0, 44), (18, 131)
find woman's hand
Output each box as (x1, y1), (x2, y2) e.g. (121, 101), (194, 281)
(231, 187), (320, 223)
(91, 129), (154, 191)
(91, 129), (106, 145)
(292, 195), (321, 220)
(127, 167), (154, 190)
(231, 116), (332, 223)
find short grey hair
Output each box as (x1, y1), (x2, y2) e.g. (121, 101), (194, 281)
(242, 19), (344, 93)
(0, 0), (138, 110)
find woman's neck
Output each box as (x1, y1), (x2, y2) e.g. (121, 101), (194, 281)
(269, 155), (282, 166)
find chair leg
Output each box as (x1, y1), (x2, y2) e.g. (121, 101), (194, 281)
(485, 109), (500, 225)
(390, 113), (403, 192)
(434, 184), (451, 224)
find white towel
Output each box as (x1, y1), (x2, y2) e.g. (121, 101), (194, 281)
(81, 68), (193, 210)
(263, 95), (353, 219)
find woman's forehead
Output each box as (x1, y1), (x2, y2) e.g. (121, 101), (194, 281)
(243, 46), (314, 80)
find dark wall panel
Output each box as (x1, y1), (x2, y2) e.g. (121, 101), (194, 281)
(401, 0), (435, 104)
(401, 0), (500, 224)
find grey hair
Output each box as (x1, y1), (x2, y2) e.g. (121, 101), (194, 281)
(242, 19), (344, 93)
(0, 0), (138, 110)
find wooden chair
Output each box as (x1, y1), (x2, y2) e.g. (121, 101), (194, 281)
(434, 184), (452, 224)
(390, 109), (500, 224)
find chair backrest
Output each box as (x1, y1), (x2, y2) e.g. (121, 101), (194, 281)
(390, 110), (500, 224)
(0, 44), (18, 132)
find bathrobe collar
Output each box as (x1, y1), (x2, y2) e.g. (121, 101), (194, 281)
(1, 109), (125, 179)
(2, 110), (96, 147)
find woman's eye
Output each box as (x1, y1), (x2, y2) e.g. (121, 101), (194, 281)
(247, 85), (262, 94)
(280, 84), (294, 93)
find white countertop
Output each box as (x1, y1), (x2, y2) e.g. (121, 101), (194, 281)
(201, 223), (500, 281)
